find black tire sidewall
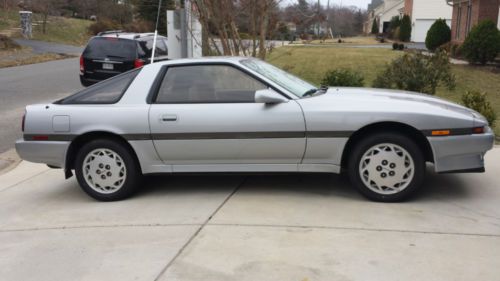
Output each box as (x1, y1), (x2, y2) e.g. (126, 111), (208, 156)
(75, 139), (140, 201)
(348, 133), (425, 202)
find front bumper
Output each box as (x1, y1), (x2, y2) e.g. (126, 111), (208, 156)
(428, 127), (495, 173)
(15, 139), (70, 168)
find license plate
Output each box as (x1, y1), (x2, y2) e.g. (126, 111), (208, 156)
(102, 63), (113, 70)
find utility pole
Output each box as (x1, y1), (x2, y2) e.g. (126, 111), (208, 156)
(180, 1), (187, 58)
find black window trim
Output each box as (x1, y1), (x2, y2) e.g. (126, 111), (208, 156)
(55, 68), (142, 105)
(146, 62), (292, 104)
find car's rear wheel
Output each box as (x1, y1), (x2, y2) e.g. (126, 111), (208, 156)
(348, 133), (425, 202)
(75, 139), (140, 201)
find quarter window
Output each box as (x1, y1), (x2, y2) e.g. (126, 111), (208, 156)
(155, 65), (266, 103)
(58, 69), (140, 104)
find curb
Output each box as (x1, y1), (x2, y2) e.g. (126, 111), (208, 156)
(0, 149), (22, 176)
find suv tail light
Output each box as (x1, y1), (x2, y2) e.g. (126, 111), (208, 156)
(134, 59), (144, 68)
(21, 112), (26, 132)
(79, 55), (84, 73)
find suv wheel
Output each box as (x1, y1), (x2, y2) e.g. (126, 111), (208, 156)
(348, 133), (425, 202)
(75, 139), (140, 201)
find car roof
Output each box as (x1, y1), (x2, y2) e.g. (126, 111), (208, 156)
(149, 56), (252, 67)
(97, 31), (166, 40)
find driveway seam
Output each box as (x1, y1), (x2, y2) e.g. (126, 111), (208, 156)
(0, 168), (50, 193)
(208, 223), (500, 238)
(0, 223), (201, 233)
(153, 176), (247, 281)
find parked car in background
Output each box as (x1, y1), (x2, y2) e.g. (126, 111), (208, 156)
(17, 57), (494, 202)
(80, 31), (168, 86)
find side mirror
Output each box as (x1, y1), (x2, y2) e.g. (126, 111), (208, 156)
(255, 89), (289, 104)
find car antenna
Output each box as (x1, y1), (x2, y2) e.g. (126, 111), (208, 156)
(151, 0), (163, 64)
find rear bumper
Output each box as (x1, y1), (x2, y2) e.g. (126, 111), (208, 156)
(428, 127), (495, 173)
(15, 139), (70, 168)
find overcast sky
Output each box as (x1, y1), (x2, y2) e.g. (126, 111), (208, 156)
(282, 0), (372, 10)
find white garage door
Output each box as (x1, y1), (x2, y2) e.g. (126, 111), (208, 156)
(412, 19), (451, 43)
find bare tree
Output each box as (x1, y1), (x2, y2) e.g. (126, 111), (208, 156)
(192, 0), (281, 59)
(31, 0), (65, 34)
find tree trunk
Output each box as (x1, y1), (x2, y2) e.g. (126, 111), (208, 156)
(250, 1), (257, 57)
(258, 2), (269, 59)
(42, 12), (48, 34)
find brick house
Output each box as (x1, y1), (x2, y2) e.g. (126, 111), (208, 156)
(446, 0), (500, 43)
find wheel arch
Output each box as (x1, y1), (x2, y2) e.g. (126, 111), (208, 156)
(340, 122), (434, 170)
(65, 131), (141, 172)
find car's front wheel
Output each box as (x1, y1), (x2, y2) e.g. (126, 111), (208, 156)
(75, 139), (140, 201)
(348, 133), (425, 202)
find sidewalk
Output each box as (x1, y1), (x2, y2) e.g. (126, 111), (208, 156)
(0, 148), (499, 281)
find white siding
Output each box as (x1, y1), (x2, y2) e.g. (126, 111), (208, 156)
(411, 0), (453, 42)
(378, 0), (405, 32)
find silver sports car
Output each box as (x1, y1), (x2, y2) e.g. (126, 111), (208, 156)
(16, 57), (495, 202)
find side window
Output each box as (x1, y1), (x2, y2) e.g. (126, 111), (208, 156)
(156, 39), (168, 56)
(59, 69), (140, 104)
(138, 39), (168, 58)
(155, 65), (266, 103)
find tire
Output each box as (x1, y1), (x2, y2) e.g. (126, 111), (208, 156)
(348, 132), (425, 202)
(75, 139), (141, 201)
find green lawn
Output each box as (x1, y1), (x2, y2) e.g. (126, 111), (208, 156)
(31, 16), (92, 46)
(1, 10), (91, 46)
(267, 46), (500, 138)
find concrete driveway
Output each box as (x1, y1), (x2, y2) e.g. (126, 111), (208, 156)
(0, 148), (499, 281)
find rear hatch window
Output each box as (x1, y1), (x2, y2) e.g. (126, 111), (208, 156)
(83, 37), (137, 59)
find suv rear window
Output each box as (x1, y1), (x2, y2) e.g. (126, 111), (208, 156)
(83, 37), (137, 58)
(58, 69), (140, 104)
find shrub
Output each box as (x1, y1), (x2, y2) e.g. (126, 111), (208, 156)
(451, 43), (462, 58)
(123, 20), (153, 33)
(398, 43), (405, 50)
(0, 35), (21, 50)
(371, 18), (379, 34)
(425, 19), (451, 51)
(392, 42), (399, 50)
(321, 68), (365, 87)
(388, 16), (401, 39)
(461, 91), (497, 126)
(372, 49), (455, 95)
(399, 15), (412, 42)
(461, 20), (500, 65)
(393, 26), (401, 42)
(87, 20), (121, 35)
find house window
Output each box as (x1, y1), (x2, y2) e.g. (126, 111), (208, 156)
(456, 5), (462, 40)
(466, 2), (472, 34)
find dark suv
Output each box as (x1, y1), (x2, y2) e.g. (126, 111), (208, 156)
(80, 31), (168, 86)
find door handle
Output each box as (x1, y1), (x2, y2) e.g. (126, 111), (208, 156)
(161, 114), (178, 122)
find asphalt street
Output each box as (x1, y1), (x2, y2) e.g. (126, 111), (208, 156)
(0, 57), (82, 153)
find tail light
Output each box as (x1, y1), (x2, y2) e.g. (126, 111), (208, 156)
(79, 55), (84, 73)
(134, 59), (144, 68)
(21, 112), (26, 132)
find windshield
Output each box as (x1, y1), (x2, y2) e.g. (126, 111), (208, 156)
(240, 59), (317, 98)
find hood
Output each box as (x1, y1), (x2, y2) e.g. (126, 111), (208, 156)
(323, 87), (481, 120)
